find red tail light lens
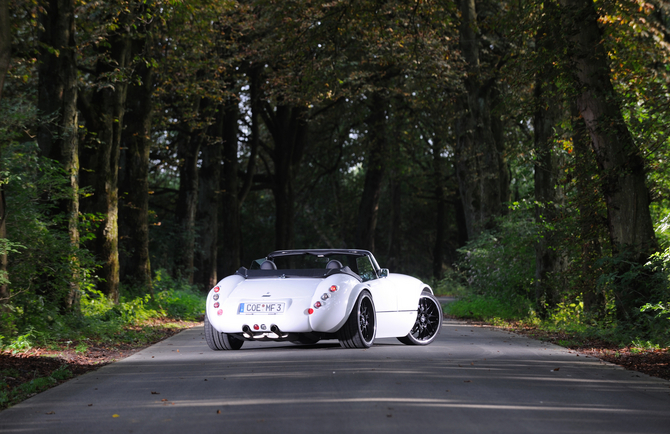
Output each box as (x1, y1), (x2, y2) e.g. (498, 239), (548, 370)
(213, 286), (220, 293)
(308, 308), (314, 315)
(329, 285), (338, 292)
(213, 302), (220, 308)
(314, 301), (322, 309)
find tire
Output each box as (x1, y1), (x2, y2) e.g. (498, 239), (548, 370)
(337, 290), (376, 348)
(204, 314), (244, 350)
(397, 291), (442, 346)
(291, 333), (321, 345)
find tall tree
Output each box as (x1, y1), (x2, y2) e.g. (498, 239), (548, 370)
(559, 0), (657, 316)
(194, 108), (225, 291)
(356, 93), (388, 252)
(259, 104), (307, 250)
(0, 0), (8, 102)
(533, 6), (561, 317)
(455, 0), (510, 240)
(0, 0), (9, 305)
(560, 0), (657, 257)
(174, 118), (205, 284)
(119, 39), (154, 292)
(36, 0), (80, 310)
(79, 29), (132, 302)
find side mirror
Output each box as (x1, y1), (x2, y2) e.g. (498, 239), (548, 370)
(379, 268), (389, 278)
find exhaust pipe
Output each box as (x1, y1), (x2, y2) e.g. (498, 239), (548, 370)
(242, 325), (254, 338)
(270, 324), (282, 335)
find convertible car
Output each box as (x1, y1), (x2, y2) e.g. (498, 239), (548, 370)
(204, 249), (442, 350)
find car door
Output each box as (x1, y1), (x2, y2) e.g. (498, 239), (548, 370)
(356, 256), (398, 313)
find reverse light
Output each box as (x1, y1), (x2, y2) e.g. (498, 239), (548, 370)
(213, 302), (220, 308)
(329, 285), (338, 292)
(213, 294), (219, 300)
(213, 286), (220, 293)
(321, 293), (329, 300)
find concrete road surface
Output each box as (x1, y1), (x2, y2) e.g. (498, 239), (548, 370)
(1, 320), (669, 433)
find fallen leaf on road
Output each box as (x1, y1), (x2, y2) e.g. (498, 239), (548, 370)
(151, 391), (160, 394)
(46, 411), (55, 415)
(112, 414), (119, 418)
(161, 399), (168, 402)
(464, 380), (472, 383)
(217, 410), (221, 414)
(551, 368), (560, 372)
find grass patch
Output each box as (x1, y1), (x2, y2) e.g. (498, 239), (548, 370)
(445, 294), (534, 322)
(0, 366), (72, 409)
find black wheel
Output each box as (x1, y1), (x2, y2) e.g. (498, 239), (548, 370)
(397, 291), (442, 345)
(290, 333), (321, 345)
(204, 314), (244, 350)
(337, 290), (376, 348)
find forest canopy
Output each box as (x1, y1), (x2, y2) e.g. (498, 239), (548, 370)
(0, 0), (669, 346)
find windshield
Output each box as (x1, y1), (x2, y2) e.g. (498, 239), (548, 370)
(249, 252), (378, 281)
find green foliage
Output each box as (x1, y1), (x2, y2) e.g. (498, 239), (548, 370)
(0, 366), (71, 409)
(445, 295), (534, 323)
(455, 205), (537, 300)
(1, 269), (204, 352)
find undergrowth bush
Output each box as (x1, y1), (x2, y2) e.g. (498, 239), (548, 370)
(455, 205), (536, 301)
(442, 204), (670, 349)
(1, 270), (205, 351)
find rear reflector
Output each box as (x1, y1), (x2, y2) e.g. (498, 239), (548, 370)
(308, 308), (314, 315)
(213, 302), (220, 308)
(217, 309), (223, 316)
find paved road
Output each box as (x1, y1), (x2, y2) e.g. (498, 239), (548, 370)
(1, 319), (669, 434)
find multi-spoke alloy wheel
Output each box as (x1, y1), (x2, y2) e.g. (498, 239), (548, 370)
(398, 291), (442, 345)
(337, 290), (376, 348)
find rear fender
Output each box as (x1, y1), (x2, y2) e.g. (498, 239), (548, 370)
(308, 275), (366, 333)
(206, 275), (245, 332)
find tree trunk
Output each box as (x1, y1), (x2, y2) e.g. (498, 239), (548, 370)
(432, 140), (447, 281)
(119, 50), (153, 293)
(221, 99), (243, 276)
(356, 94), (387, 252)
(79, 35), (132, 303)
(533, 10), (561, 318)
(560, 0), (657, 317)
(386, 176), (402, 271)
(195, 109), (225, 291)
(572, 109), (606, 316)
(560, 0), (656, 257)
(0, 0), (9, 102)
(260, 104), (306, 251)
(0, 0), (10, 306)
(36, 0), (80, 310)
(175, 130), (203, 284)
(455, 0), (509, 239)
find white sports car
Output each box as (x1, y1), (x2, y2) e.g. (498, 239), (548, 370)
(204, 249), (442, 350)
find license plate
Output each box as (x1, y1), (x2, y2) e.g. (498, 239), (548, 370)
(238, 302), (285, 315)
